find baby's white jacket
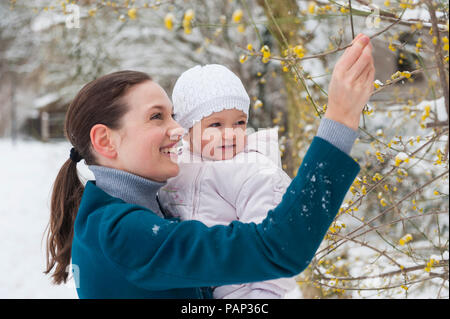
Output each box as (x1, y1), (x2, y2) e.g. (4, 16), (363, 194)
(158, 128), (298, 299)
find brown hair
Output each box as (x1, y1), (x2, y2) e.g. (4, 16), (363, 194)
(44, 70), (152, 284)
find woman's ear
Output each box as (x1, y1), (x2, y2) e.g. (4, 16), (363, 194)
(90, 124), (118, 159)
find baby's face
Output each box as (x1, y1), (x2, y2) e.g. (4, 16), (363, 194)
(189, 108), (247, 161)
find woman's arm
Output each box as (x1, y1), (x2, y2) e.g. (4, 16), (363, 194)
(98, 136), (359, 290)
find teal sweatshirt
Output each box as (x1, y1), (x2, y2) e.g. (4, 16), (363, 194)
(71, 136), (360, 298)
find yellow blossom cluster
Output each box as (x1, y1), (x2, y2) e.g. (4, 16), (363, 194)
(390, 70), (411, 80)
(415, 37), (423, 53)
(253, 99), (263, 110)
(232, 9), (245, 33)
(127, 8), (137, 20)
(260, 45), (271, 63)
(183, 9), (194, 34)
(399, 233), (413, 246)
(329, 221), (346, 234)
(434, 149), (445, 165)
(399, 0), (414, 9)
(424, 257), (438, 272)
(164, 13), (174, 30)
(394, 152), (409, 167)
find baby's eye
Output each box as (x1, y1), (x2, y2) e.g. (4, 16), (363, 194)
(209, 122), (221, 128)
(235, 120), (246, 125)
(150, 112), (163, 120)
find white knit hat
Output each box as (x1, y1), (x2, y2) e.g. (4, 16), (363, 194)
(172, 64), (250, 130)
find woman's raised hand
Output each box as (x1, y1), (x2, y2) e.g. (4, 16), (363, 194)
(325, 33), (375, 131)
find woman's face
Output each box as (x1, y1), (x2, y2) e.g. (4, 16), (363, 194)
(112, 80), (184, 182)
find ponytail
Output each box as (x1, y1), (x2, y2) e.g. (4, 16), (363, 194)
(44, 158), (84, 284)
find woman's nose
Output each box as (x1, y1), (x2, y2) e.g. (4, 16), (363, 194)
(168, 126), (185, 142)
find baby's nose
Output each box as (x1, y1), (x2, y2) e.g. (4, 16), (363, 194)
(223, 128), (236, 140)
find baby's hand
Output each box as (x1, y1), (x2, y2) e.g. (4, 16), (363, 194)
(325, 33), (375, 131)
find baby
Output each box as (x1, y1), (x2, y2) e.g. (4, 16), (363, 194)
(158, 64), (297, 299)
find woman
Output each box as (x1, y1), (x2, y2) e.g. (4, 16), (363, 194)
(45, 33), (374, 298)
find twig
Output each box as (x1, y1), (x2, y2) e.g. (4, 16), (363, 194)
(317, 259), (448, 282)
(425, 0), (450, 119)
(349, 0), (355, 39)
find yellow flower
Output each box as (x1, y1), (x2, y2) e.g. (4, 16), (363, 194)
(232, 9), (243, 23)
(388, 40), (396, 52)
(416, 37), (423, 49)
(373, 172), (382, 182)
(247, 43), (253, 51)
(184, 8), (194, 21)
(164, 13), (174, 30)
(421, 105), (431, 122)
(399, 234), (413, 246)
(432, 36), (438, 45)
(260, 45), (271, 63)
(394, 152), (409, 166)
(384, 0), (390, 6)
(425, 258), (438, 272)
(401, 71), (411, 78)
(308, 2), (316, 14)
(253, 100), (263, 109)
(374, 80), (383, 89)
(183, 9), (194, 34)
(239, 54), (248, 64)
(293, 44), (305, 58)
(361, 185), (367, 195)
(434, 190), (439, 196)
(380, 198), (388, 207)
(434, 149), (444, 165)
(237, 24), (245, 33)
(88, 8), (97, 17)
(127, 8), (137, 20)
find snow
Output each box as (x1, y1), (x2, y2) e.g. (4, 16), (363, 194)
(152, 224), (160, 235)
(0, 139), (91, 298)
(395, 152), (409, 161)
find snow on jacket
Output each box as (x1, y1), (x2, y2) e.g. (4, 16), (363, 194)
(158, 128), (298, 298)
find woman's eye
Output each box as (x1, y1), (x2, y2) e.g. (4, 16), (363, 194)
(209, 123), (221, 128)
(150, 113), (163, 120)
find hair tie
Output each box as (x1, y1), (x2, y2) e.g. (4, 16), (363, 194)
(70, 147), (83, 163)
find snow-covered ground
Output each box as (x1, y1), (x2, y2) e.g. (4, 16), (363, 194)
(0, 139), (91, 298)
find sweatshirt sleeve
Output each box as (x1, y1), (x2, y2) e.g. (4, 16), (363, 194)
(98, 136), (360, 290)
(317, 117), (359, 155)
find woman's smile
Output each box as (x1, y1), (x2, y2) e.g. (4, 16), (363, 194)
(160, 141), (183, 161)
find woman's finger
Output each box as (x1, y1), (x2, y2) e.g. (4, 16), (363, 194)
(364, 64), (375, 91)
(355, 67), (371, 87)
(338, 34), (370, 72)
(348, 45), (373, 83)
